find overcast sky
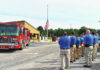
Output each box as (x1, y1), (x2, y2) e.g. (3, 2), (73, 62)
(0, 0), (100, 29)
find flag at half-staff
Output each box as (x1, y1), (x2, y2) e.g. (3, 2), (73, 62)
(44, 19), (49, 30)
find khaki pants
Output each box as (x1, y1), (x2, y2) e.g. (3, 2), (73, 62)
(70, 45), (76, 62)
(81, 44), (85, 57)
(92, 43), (98, 60)
(98, 41), (100, 52)
(60, 49), (70, 69)
(76, 46), (81, 59)
(80, 45), (82, 56)
(85, 46), (93, 66)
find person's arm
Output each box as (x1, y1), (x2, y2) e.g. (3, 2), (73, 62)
(58, 38), (61, 45)
(83, 36), (86, 46)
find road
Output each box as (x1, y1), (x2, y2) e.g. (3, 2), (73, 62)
(0, 42), (100, 70)
(0, 42), (59, 70)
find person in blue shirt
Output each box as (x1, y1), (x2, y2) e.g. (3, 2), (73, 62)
(59, 32), (70, 70)
(84, 30), (93, 67)
(80, 34), (85, 57)
(98, 36), (100, 41)
(98, 36), (100, 46)
(70, 32), (77, 62)
(92, 32), (99, 61)
(76, 37), (81, 47)
(76, 37), (81, 59)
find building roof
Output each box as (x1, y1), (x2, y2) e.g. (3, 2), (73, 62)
(5, 20), (40, 33)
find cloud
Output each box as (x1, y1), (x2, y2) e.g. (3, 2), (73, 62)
(43, 0), (100, 9)
(0, 15), (99, 29)
(0, 0), (100, 29)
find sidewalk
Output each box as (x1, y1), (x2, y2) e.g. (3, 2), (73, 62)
(31, 40), (58, 44)
(19, 52), (100, 70)
(6, 45), (100, 70)
(69, 52), (100, 70)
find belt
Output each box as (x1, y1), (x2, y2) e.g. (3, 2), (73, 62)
(61, 48), (69, 50)
(85, 44), (93, 47)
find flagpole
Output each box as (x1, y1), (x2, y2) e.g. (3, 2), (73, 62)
(47, 4), (48, 40)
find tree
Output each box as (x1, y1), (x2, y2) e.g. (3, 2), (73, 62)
(88, 28), (96, 33)
(37, 26), (44, 35)
(48, 29), (54, 37)
(74, 29), (79, 36)
(79, 26), (88, 35)
(97, 30), (100, 35)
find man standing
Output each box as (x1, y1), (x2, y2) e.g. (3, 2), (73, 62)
(80, 34), (85, 57)
(70, 32), (77, 62)
(59, 32), (70, 70)
(84, 30), (93, 67)
(92, 32), (98, 61)
(76, 36), (81, 59)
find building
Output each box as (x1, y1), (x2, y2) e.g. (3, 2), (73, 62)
(6, 20), (40, 40)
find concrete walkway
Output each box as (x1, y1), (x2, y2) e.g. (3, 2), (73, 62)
(5, 44), (100, 70)
(18, 52), (100, 70)
(69, 52), (100, 70)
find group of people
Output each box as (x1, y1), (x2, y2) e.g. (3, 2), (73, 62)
(59, 30), (100, 70)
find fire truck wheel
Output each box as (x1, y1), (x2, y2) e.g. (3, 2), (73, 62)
(26, 43), (29, 46)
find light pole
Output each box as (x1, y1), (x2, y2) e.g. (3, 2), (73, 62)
(97, 21), (100, 32)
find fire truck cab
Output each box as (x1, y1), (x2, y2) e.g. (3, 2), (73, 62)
(0, 23), (30, 50)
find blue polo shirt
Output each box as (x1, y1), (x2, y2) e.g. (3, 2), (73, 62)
(59, 36), (70, 49)
(70, 35), (76, 45)
(76, 37), (81, 47)
(80, 37), (84, 44)
(93, 35), (98, 44)
(98, 36), (100, 41)
(84, 33), (93, 45)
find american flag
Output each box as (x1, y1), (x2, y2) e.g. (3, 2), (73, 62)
(44, 19), (49, 30)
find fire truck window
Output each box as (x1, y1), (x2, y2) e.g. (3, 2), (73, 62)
(0, 25), (20, 36)
(6, 26), (19, 36)
(0, 26), (6, 35)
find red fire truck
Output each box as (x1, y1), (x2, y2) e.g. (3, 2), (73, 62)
(0, 23), (30, 50)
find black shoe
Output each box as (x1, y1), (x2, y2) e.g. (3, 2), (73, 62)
(92, 59), (94, 61)
(60, 68), (64, 70)
(74, 60), (76, 62)
(76, 58), (79, 59)
(65, 67), (69, 69)
(83, 65), (92, 68)
(70, 61), (74, 63)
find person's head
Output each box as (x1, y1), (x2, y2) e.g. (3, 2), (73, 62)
(71, 32), (75, 36)
(86, 30), (90, 34)
(96, 33), (99, 36)
(92, 32), (95, 35)
(62, 32), (67, 36)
